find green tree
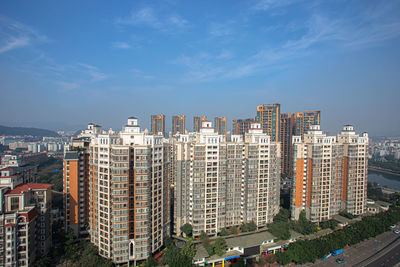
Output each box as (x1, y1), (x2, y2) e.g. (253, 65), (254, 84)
(213, 237), (227, 256)
(274, 208), (290, 223)
(142, 257), (158, 267)
(180, 223), (193, 237)
(268, 221), (290, 240)
(205, 244), (214, 256)
(241, 222), (249, 232)
(200, 231), (210, 245)
(247, 221), (257, 232)
(181, 240), (196, 259)
(230, 226), (239, 234)
(220, 228), (228, 236)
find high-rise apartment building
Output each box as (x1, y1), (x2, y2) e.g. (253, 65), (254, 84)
(293, 111), (321, 137)
(193, 116), (207, 132)
(232, 118), (255, 136)
(63, 137), (90, 236)
(87, 118), (170, 264)
(214, 117), (227, 137)
(256, 103), (280, 142)
(172, 121), (280, 237)
(172, 115), (186, 135)
(279, 110), (321, 175)
(279, 113), (294, 175)
(0, 183), (52, 266)
(291, 125), (368, 222)
(151, 114), (165, 136)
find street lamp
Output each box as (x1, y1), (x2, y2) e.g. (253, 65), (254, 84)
(374, 239), (381, 255)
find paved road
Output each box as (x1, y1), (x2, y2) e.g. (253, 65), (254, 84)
(301, 229), (400, 267)
(364, 241), (400, 267)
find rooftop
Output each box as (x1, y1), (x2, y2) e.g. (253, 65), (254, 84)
(64, 151), (79, 160)
(225, 230), (275, 248)
(6, 183), (53, 195)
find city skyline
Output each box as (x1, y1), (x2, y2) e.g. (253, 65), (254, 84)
(1, 0), (400, 136)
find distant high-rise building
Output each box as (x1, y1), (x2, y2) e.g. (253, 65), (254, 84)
(63, 135), (90, 236)
(279, 113), (294, 175)
(151, 114), (165, 136)
(279, 110), (321, 175)
(293, 111), (321, 137)
(256, 103), (280, 141)
(193, 116), (207, 132)
(214, 117), (227, 137)
(87, 117), (170, 264)
(291, 125), (368, 222)
(172, 121), (280, 237)
(172, 115), (186, 135)
(232, 118), (255, 136)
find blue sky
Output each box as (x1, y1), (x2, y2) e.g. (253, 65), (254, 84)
(0, 0), (399, 136)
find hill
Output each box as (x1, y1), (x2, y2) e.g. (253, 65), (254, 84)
(0, 125), (59, 137)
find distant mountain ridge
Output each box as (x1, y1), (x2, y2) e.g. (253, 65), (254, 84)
(0, 125), (59, 137)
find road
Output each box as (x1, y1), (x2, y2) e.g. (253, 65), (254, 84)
(301, 228), (400, 267)
(364, 241), (400, 267)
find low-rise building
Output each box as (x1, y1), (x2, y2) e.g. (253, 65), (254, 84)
(0, 183), (52, 266)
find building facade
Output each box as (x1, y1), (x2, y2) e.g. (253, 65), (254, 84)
(214, 117), (227, 138)
(0, 183), (52, 266)
(291, 125), (368, 222)
(151, 115), (165, 136)
(232, 118), (255, 136)
(193, 116), (207, 133)
(87, 118), (170, 264)
(279, 110), (321, 175)
(63, 138), (90, 236)
(173, 121), (280, 238)
(256, 103), (280, 142)
(172, 115), (186, 135)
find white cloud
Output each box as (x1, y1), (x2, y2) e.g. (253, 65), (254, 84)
(167, 15), (188, 28)
(0, 16), (49, 54)
(77, 63), (109, 82)
(0, 36), (30, 53)
(209, 21), (234, 37)
(111, 41), (131, 49)
(115, 7), (189, 32)
(131, 68), (154, 80)
(252, 0), (297, 11)
(58, 81), (79, 92)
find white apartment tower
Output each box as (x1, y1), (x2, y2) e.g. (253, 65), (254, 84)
(173, 121), (280, 237)
(291, 125), (368, 222)
(87, 118), (170, 264)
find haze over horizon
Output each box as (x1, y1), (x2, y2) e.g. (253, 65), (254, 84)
(1, 0), (399, 136)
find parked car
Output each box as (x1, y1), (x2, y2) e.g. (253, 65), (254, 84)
(394, 230), (400, 234)
(390, 225), (396, 229)
(336, 258), (344, 264)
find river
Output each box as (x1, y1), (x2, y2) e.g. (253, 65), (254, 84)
(368, 170), (400, 191)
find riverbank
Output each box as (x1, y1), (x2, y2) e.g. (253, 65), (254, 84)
(369, 166), (400, 177)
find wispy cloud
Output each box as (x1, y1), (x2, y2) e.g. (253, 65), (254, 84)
(58, 81), (80, 92)
(111, 41), (131, 49)
(0, 16), (49, 54)
(252, 0), (298, 12)
(209, 21), (235, 37)
(115, 7), (188, 32)
(174, 2), (400, 83)
(77, 63), (109, 82)
(131, 68), (154, 80)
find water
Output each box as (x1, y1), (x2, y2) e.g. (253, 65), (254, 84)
(368, 170), (400, 191)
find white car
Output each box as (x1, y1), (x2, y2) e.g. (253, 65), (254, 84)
(394, 230), (400, 234)
(390, 225), (396, 229)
